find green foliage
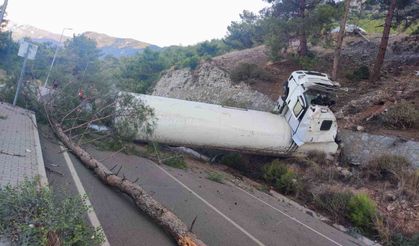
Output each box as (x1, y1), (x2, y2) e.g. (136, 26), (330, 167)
(0, 180), (104, 245)
(230, 63), (274, 84)
(391, 233), (419, 246)
(262, 159), (288, 183)
(207, 172), (225, 184)
(224, 10), (265, 50)
(348, 193), (377, 233)
(382, 101), (419, 129)
(345, 65), (370, 81)
(314, 191), (353, 222)
(163, 155), (187, 169)
(292, 54), (319, 70)
(0, 31), (20, 76)
(220, 153), (244, 168)
(262, 160), (299, 195)
(263, 0), (340, 58)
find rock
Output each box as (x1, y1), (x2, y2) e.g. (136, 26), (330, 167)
(387, 203), (397, 211)
(356, 125), (365, 131)
(383, 191), (397, 202)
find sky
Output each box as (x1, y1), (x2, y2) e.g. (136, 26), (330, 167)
(5, 0), (269, 47)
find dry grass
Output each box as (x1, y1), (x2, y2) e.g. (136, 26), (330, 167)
(382, 101), (419, 129)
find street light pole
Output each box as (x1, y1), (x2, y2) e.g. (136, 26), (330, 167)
(43, 27), (72, 87)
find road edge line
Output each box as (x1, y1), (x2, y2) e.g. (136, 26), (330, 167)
(153, 164), (266, 246)
(60, 145), (111, 246)
(233, 185), (344, 246)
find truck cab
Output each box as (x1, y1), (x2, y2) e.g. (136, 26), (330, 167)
(275, 71), (339, 149)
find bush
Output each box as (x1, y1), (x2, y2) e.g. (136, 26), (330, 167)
(345, 65), (370, 81)
(382, 101), (419, 129)
(262, 160), (299, 195)
(230, 63), (274, 84)
(391, 233), (419, 246)
(365, 154), (412, 184)
(220, 153), (244, 168)
(262, 159), (288, 183)
(306, 150), (327, 166)
(0, 180), (104, 245)
(348, 193), (377, 233)
(207, 172), (225, 184)
(163, 155), (187, 169)
(314, 191), (353, 222)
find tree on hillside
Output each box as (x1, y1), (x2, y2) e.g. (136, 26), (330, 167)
(370, 0), (416, 82)
(331, 0), (351, 80)
(224, 10), (265, 49)
(264, 0), (339, 59)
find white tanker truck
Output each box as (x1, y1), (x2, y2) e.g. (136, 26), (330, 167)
(124, 70), (340, 156)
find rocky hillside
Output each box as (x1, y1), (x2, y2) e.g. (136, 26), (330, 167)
(83, 31), (159, 57)
(152, 46), (284, 112)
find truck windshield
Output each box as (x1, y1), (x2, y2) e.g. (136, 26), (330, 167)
(304, 89), (336, 106)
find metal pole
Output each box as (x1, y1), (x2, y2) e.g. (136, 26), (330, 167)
(13, 45), (30, 106)
(44, 28), (71, 87)
(0, 0), (8, 27)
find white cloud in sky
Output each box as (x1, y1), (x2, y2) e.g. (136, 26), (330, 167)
(6, 0), (269, 47)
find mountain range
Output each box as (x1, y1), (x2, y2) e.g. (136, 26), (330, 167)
(6, 22), (159, 57)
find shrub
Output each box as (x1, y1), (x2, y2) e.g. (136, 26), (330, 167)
(262, 159), (288, 183)
(382, 101), (419, 129)
(230, 63), (274, 84)
(163, 155), (187, 169)
(348, 193), (377, 233)
(314, 191), (353, 222)
(365, 154), (412, 185)
(276, 169), (298, 195)
(262, 160), (299, 195)
(306, 150), (327, 166)
(207, 172), (224, 184)
(220, 153), (244, 168)
(391, 233), (419, 246)
(345, 65), (370, 81)
(0, 180), (104, 245)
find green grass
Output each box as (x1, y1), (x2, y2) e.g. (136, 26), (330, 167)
(163, 155), (187, 169)
(207, 172), (225, 184)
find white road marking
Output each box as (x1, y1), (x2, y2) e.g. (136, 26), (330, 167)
(233, 185), (344, 246)
(60, 145), (111, 246)
(153, 164), (266, 246)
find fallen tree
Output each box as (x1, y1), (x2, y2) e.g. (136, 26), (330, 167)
(37, 84), (206, 246)
(48, 117), (205, 246)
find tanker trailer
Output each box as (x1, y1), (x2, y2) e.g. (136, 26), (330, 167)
(118, 70), (340, 156)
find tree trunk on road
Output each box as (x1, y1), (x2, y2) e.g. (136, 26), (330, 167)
(50, 122), (206, 246)
(370, 0), (397, 82)
(331, 0), (351, 81)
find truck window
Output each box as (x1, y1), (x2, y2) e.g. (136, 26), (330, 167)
(293, 99), (304, 117)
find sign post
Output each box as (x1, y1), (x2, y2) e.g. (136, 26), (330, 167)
(13, 40), (38, 106)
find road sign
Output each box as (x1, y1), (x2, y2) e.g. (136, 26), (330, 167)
(18, 40), (38, 60)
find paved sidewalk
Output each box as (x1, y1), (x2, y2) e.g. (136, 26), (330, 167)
(0, 102), (47, 187)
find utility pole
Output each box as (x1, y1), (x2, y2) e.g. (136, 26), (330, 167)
(0, 0), (8, 27)
(44, 27), (72, 87)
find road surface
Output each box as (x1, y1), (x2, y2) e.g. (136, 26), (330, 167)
(40, 130), (365, 246)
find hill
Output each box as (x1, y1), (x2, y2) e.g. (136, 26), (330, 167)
(6, 22), (159, 57)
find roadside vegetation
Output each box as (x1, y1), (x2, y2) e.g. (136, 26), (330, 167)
(216, 151), (419, 244)
(0, 180), (104, 245)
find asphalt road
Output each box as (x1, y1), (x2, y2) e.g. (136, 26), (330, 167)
(40, 134), (365, 246)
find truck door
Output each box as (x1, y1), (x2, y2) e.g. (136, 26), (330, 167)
(287, 96), (306, 134)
